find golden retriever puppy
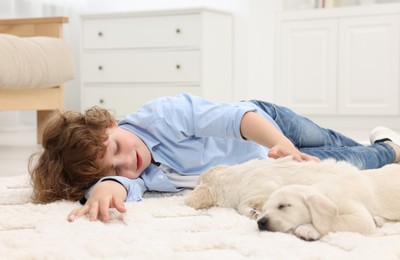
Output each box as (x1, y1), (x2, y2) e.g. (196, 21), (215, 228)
(184, 156), (359, 219)
(257, 163), (400, 241)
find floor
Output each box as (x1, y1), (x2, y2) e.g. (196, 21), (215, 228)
(0, 127), (39, 177)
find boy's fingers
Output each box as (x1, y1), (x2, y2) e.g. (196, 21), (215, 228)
(67, 211), (77, 222)
(113, 197), (127, 213)
(267, 149), (280, 159)
(98, 199), (110, 222)
(292, 154), (303, 162)
(301, 153), (320, 162)
(67, 209), (79, 222)
(88, 201), (99, 221)
(67, 205), (90, 222)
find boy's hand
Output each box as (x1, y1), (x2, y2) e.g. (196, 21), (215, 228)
(67, 180), (127, 222)
(268, 144), (320, 162)
(240, 112), (319, 162)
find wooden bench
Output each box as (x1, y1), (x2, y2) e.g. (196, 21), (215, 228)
(0, 17), (69, 144)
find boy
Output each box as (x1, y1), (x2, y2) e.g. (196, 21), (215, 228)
(29, 93), (400, 222)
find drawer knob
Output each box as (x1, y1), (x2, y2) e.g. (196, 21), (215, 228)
(176, 28), (181, 34)
(98, 65), (103, 70)
(98, 32), (103, 37)
(176, 64), (181, 70)
(99, 99), (104, 104)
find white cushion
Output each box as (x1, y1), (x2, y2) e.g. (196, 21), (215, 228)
(0, 33), (74, 89)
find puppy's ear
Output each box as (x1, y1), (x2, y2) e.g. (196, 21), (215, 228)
(184, 184), (216, 209)
(305, 193), (338, 235)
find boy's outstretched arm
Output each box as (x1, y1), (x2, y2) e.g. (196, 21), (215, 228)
(67, 180), (127, 222)
(240, 112), (319, 162)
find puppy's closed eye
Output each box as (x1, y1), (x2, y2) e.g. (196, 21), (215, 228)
(278, 203), (291, 210)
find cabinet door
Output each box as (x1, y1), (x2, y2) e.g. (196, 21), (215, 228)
(276, 19), (337, 114)
(338, 15), (400, 115)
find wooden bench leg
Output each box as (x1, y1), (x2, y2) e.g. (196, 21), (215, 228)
(37, 110), (53, 144)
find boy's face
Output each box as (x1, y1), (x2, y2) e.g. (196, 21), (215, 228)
(101, 122), (151, 179)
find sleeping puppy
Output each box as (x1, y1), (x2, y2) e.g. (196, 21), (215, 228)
(257, 163), (400, 241)
(184, 156), (359, 219)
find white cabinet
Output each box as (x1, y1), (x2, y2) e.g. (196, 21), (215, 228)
(80, 9), (232, 118)
(338, 15), (399, 115)
(275, 7), (400, 116)
(276, 19), (338, 114)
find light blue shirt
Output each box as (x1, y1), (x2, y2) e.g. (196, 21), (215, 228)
(86, 93), (281, 202)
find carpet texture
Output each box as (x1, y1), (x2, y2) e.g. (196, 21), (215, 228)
(1, 175), (400, 259)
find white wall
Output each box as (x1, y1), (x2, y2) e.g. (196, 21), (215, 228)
(0, 0), (278, 128)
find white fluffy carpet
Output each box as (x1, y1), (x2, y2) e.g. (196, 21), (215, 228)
(2, 175), (400, 260)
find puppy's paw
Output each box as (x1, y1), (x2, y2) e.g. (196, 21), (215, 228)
(249, 208), (261, 219)
(241, 207), (261, 219)
(373, 216), (385, 228)
(294, 224), (322, 241)
(183, 184), (215, 209)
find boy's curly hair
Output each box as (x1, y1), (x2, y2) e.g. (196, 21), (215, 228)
(28, 107), (115, 203)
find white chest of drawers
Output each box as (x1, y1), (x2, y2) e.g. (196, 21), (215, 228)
(80, 9), (232, 118)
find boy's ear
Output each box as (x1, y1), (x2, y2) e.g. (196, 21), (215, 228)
(112, 120), (118, 127)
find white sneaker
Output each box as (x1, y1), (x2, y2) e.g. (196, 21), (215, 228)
(369, 126), (400, 146)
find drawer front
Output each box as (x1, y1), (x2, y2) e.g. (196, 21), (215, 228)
(82, 84), (201, 118)
(82, 51), (200, 83)
(82, 14), (201, 49)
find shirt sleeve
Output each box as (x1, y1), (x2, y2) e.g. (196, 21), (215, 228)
(82, 176), (147, 203)
(170, 94), (259, 139)
(136, 93), (258, 140)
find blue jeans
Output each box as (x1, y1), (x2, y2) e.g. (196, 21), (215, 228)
(250, 100), (395, 170)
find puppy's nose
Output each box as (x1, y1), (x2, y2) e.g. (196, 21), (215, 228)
(257, 217), (269, 231)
